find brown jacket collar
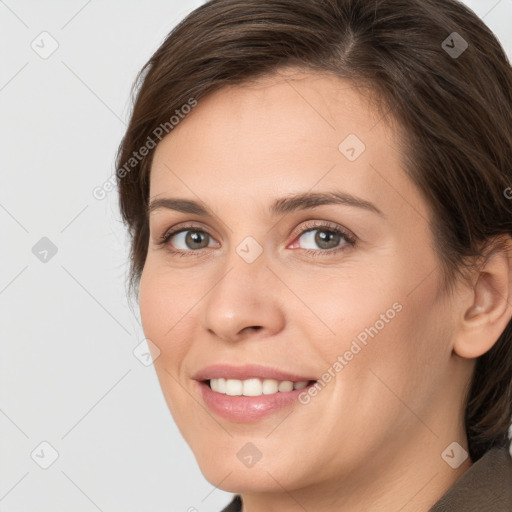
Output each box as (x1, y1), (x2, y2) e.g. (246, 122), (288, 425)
(429, 446), (512, 511)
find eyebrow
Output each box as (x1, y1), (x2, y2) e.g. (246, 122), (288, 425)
(147, 191), (385, 218)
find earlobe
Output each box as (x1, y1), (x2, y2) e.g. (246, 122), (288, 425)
(453, 235), (512, 359)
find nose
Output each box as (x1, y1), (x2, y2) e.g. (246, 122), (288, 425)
(201, 253), (286, 343)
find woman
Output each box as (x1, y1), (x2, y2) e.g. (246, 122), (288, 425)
(116, 0), (512, 510)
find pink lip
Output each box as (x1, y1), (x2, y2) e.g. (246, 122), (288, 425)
(196, 380), (316, 422)
(192, 364), (317, 422)
(192, 364), (316, 382)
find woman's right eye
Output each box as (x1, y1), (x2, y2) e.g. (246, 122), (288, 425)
(157, 226), (219, 256)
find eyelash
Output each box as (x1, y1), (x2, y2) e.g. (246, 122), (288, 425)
(156, 220), (357, 258)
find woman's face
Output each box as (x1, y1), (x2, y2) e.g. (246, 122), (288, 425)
(139, 68), (470, 494)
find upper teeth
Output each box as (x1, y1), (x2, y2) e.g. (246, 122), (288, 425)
(209, 378), (309, 396)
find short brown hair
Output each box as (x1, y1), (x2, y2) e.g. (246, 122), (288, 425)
(116, 0), (512, 461)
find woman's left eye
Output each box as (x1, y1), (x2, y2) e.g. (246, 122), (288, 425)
(290, 224), (356, 254)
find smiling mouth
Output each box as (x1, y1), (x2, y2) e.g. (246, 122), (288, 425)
(205, 378), (317, 397)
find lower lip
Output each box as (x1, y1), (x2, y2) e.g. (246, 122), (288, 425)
(197, 381), (315, 422)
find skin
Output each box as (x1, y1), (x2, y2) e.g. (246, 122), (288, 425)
(139, 67), (512, 512)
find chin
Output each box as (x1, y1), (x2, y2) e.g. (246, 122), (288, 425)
(198, 457), (294, 494)
(187, 433), (299, 493)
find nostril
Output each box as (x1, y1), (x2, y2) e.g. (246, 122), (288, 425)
(240, 326), (262, 335)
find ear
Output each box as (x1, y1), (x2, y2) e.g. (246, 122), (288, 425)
(453, 235), (512, 359)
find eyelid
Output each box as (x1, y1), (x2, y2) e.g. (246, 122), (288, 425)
(288, 219), (356, 246)
(157, 220), (219, 241)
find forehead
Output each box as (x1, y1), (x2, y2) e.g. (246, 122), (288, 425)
(148, 68), (428, 224)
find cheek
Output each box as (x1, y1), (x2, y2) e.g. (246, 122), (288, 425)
(139, 265), (197, 423)
(291, 262), (404, 353)
(138, 264), (192, 366)
(338, 275), (452, 418)
(308, 253), (450, 399)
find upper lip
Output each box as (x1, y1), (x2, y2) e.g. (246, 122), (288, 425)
(193, 364), (317, 382)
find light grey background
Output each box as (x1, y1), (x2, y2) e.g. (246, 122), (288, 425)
(1, 1), (511, 511)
